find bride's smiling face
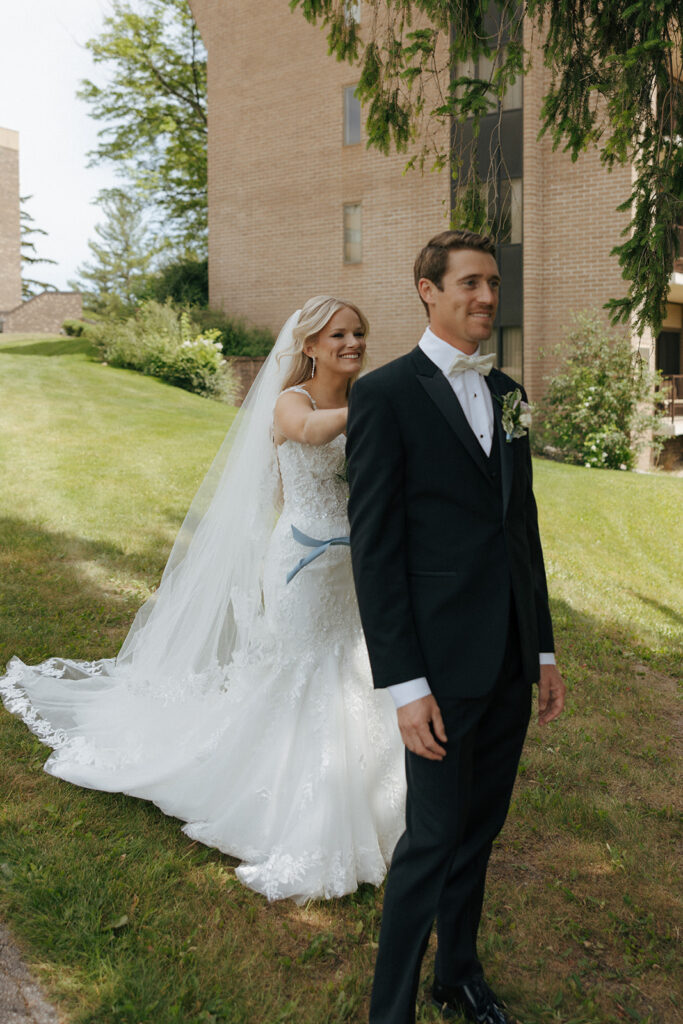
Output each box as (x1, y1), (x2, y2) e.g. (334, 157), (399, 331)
(305, 306), (366, 378)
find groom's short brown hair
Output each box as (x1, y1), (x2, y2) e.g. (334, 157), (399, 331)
(414, 230), (496, 316)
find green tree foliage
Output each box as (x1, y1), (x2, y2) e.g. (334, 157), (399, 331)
(143, 256), (209, 306)
(71, 190), (160, 314)
(291, 0), (683, 336)
(191, 308), (276, 358)
(20, 195), (57, 299)
(78, 0), (207, 250)
(533, 313), (663, 470)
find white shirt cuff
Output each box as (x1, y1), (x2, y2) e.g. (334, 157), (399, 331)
(388, 658), (554, 707)
(387, 677), (432, 709)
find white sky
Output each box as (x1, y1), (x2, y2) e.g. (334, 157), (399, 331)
(0, 0), (121, 289)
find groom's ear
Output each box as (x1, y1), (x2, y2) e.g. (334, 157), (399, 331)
(417, 277), (436, 309)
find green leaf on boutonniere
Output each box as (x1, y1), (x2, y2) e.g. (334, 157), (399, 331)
(496, 388), (533, 442)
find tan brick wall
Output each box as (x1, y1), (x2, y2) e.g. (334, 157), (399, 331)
(522, 24), (632, 400)
(189, 0), (448, 368)
(0, 128), (22, 315)
(1, 291), (82, 334)
(189, 6), (636, 387)
(226, 355), (267, 404)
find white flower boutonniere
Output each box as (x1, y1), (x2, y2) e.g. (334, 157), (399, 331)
(497, 388), (532, 442)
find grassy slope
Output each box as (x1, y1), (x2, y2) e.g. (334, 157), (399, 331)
(0, 337), (680, 1024)
(0, 336), (234, 665)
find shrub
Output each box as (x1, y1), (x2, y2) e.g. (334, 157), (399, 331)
(191, 308), (275, 358)
(532, 313), (663, 470)
(143, 257), (209, 307)
(62, 319), (90, 337)
(91, 300), (236, 403)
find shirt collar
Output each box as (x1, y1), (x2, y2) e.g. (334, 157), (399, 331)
(418, 326), (481, 376)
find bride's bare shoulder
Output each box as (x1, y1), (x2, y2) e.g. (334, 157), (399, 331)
(273, 388), (317, 445)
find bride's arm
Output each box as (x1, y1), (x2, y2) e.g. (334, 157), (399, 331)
(273, 392), (347, 446)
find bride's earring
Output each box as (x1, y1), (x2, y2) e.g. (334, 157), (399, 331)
(310, 355), (316, 379)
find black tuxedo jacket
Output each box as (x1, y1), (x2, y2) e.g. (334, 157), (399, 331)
(346, 345), (554, 701)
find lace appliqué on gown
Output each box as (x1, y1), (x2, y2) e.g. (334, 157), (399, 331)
(0, 435), (406, 904)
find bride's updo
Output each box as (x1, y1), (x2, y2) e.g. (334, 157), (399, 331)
(279, 295), (369, 392)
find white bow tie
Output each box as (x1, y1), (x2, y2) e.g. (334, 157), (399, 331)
(446, 350), (496, 378)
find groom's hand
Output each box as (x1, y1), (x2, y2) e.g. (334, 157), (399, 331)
(397, 696), (448, 761)
(538, 664), (566, 725)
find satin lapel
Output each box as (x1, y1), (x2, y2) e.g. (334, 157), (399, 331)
(413, 350), (492, 482)
(486, 370), (514, 517)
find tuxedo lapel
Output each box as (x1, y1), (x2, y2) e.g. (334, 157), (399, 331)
(486, 370), (514, 517)
(411, 347), (492, 483)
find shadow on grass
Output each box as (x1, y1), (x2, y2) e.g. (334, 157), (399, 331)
(627, 590), (683, 628)
(1, 508), (678, 682)
(549, 589), (681, 677)
(0, 338), (96, 358)
(0, 525), (680, 1024)
(0, 516), (169, 667)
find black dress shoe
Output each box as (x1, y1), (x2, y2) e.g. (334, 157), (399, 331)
(432, 976), (518, 1023)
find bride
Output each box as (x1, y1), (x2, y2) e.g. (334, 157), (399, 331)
(0, 296), (405, 903)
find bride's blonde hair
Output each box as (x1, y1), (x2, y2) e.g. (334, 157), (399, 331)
(279, 295), (369, 393)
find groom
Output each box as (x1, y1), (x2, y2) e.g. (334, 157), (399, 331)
(346, 230), (565, 1024)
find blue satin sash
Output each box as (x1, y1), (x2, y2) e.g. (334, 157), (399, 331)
(286, 525), (351, 584)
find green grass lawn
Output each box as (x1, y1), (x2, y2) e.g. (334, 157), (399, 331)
(0, 336), (680, 1024)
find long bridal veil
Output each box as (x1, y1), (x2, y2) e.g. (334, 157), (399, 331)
(1, 311), (302, 755)
(2, 307), (407, 903)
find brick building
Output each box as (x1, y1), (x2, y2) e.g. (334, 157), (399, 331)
(187, 1), (682, 421)
(0, 127), (22, 317)
(0, 127), (82, 334)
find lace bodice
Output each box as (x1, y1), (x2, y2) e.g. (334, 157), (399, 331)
(277, 435), (348, 530)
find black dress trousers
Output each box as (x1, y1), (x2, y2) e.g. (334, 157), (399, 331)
(368, 609), (532, 1024)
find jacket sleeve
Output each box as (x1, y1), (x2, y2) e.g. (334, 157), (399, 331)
(521, 389), (554, 653)
(346, 375), (428, 689)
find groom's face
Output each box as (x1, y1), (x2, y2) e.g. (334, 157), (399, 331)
(420, 249), (500, 353)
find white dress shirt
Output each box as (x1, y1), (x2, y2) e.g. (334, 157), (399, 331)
(387, 327), (554, 709)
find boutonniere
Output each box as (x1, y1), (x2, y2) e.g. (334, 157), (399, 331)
(336, 458), (349, 483)
(496, 388), (532, 442)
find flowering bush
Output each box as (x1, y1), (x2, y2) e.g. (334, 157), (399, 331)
(90, 301), (236, 402)
(532, 313), (663, 470)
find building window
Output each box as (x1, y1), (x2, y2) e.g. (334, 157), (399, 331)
(501, 327), (523, 381)
(501, 69), (522, 111)
(498, 177), (522, 244)
(344, 86), (362, 145)
(452, 175), (521, 245)
(343, 204), (362, 263)
(476, 53), (498, 114)
(455, 49), (522, 112)
(656, 330), (681, 375)
(344, 0), (361, 24)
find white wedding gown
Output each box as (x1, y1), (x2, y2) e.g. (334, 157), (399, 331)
(0, 433), (406, 903)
